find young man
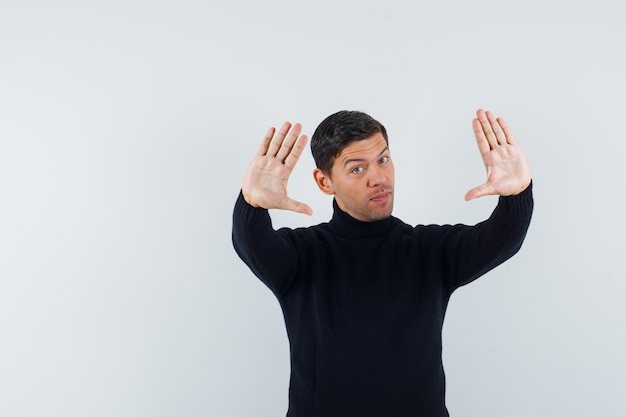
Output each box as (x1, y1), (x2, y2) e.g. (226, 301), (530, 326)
(232, 109), (533, 416)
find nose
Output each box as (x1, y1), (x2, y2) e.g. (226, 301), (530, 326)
(368, 166), (387, 187)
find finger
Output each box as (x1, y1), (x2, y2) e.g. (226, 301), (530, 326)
(267, 122), (292, 157)
(257, 127), (275, 156)
(464, 182), (497, 201)
(472, 118), (490, 155)
(486, 111), (506, 145)
(280, 196), (313, 216)
(476, 108), (498, 150)
(284, 134), (308, 171)
(276, 123), (303, 162)
(496, 117), (518, 145)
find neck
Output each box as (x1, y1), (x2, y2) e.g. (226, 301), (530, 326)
(328, 198), (394, 238)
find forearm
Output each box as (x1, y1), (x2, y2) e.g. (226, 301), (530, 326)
(445, 181), (534, 289)
(232, 191), (298, 294)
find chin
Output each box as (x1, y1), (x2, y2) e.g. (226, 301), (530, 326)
(371, 208), (393, 221)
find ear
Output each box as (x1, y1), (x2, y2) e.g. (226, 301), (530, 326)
(313, 168), (335, 195)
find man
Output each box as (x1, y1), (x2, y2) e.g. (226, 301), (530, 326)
(232, 109), (533, 416)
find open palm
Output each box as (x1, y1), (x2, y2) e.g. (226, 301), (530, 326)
(242, 122), (312, 215)
(465, 109), (531, 201)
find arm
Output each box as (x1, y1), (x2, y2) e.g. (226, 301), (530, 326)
(443, 184), (533, 290)
(444, 109), (534, 289)
(232, 122), (311, 294)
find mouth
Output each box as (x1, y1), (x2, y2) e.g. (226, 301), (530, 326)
(370, 191), (391, 203)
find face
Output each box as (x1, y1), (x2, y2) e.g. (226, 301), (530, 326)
(314, 133), (395, 222)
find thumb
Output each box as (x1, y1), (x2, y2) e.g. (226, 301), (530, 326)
(280, 197), (313, 215)
(464, 183), (496, 201)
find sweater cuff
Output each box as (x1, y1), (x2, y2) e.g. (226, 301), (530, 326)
(234, 190), (271, 223)
(498, 180), (534, 214)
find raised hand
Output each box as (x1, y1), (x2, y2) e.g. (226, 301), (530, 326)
(464, 109), (532, 201)
(242, 122), (313, 215)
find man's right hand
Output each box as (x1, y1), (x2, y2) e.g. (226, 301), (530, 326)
(242, 122), (313, 215)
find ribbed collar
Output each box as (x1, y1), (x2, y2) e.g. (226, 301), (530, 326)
(327, 198), (396, 239)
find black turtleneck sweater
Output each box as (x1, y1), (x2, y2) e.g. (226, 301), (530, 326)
(232, 183), (533, 417)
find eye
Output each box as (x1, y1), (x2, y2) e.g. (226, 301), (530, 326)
(380, 156), (389, 164)
(351, 166), (364, 174)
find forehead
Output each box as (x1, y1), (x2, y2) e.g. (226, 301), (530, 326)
(335, 133), (388, 163)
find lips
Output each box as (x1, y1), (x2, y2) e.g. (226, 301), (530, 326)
(370, 190), (391, 202)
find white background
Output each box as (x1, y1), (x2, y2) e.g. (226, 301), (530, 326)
(1, 1), (624, 416)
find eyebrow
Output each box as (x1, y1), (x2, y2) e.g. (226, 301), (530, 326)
(343, 146), (389, 167)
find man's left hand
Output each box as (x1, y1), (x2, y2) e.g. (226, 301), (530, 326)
(465, 109), (532, 201)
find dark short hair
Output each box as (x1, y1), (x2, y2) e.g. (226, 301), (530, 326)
(310, 110), (388, 174)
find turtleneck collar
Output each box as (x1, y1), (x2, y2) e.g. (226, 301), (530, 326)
(327, 198), (396, 239)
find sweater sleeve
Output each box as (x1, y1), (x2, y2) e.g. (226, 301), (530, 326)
(231, 191), (299, 295)
(441, 181), (534, 291)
